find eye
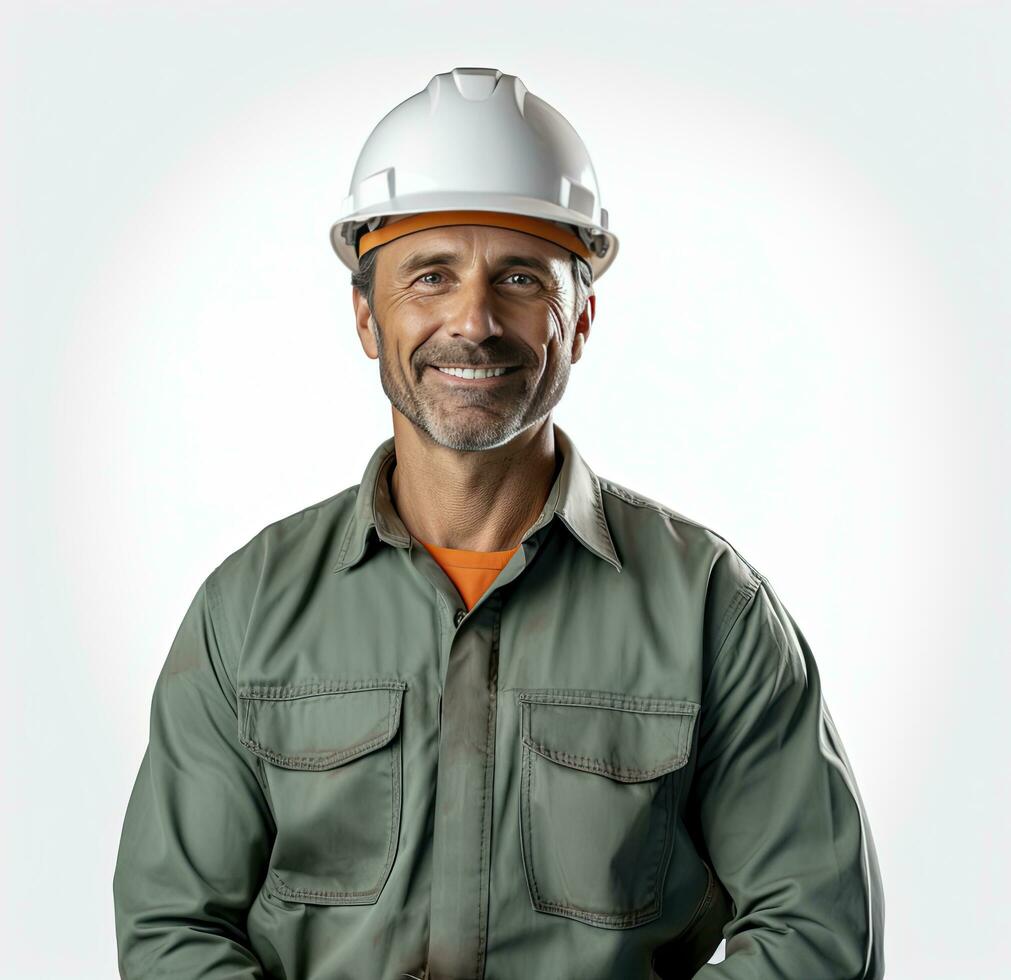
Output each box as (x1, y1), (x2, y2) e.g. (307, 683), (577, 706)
(416, 271), (445, 286)
(503, 273), (539, 287)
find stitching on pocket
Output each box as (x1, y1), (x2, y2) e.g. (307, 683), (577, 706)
(524, 760), (672, 928)
(650, 860), (718, 976)
(239, 686), (404, 770)
(519, 689), (700, 715)
(519, 694), (699, 782)
(239, 678), (407, 701)
(684, 861), (718, 934)
(252, 682), (405, 905)
(523, 741), (688, 781)
(518, 696), (682, 929)
(241, 727), (393, 770)
(519, 740), (540, 904)
(268, 729), (402, 904)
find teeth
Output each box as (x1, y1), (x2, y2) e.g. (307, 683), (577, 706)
(436, 366), (510, 379)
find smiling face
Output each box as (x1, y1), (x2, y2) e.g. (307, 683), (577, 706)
(353, 223), (595, 452)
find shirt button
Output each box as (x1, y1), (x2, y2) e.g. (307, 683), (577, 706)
(454, 609), (465, 627)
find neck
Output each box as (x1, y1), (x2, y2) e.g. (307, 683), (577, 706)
(388, 411), (559, 552)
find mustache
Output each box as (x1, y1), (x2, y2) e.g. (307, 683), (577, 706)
(421, 350), (528, 369)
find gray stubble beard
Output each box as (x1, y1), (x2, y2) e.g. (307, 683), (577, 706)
(371, 312), (570, 453)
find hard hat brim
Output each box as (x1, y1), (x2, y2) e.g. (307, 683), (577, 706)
(330, 192), (618, 281)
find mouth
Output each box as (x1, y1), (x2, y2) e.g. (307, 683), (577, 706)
(427, 364), (522, 384)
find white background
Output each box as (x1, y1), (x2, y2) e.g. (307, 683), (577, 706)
(3, 1), (1008, 977)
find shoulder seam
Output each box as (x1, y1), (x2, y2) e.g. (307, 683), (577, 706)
(213, 485), (359, 577)
(599, 479), (765, 582)
(701, 574), (766, 707)
(201, 573), (239, 710)
(257, 485), (357, 536)
(715, 574), (765, 657)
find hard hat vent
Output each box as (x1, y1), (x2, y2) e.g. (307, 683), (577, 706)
(449, 67), (503, 101)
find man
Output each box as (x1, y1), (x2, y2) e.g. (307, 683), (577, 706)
(113, 67), (885, 979)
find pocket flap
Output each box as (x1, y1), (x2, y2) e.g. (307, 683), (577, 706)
(238, 680), (407, 771)
(519, 692), (700, 783)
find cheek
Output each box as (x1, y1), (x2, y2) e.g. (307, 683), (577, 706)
(517, 297), (568, 342)
(542, 302), (571, 349)
(383, 311), (440, 367)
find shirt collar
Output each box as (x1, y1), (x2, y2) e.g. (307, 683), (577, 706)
(331, 422), (622, 574)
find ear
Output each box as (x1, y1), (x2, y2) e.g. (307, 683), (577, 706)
(570, 291), (595, 364)
(353, 287), (379, 360)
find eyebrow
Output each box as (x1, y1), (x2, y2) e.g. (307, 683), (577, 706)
(397, 251), (461, 277)
(396, 250), (557, 280)
(499, 255), (555, 278)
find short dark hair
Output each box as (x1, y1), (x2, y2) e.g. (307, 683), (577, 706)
(351, 242), (593, 321)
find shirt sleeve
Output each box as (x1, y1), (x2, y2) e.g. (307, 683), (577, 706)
(112, 572), (273, 979)
(688, 574), (885, 979)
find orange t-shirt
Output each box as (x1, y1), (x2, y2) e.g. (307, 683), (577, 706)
(417, 538), (520, 611)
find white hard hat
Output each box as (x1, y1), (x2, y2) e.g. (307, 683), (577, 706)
(329, 67), (618, 280)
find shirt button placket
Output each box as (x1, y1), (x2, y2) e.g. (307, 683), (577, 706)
(427, 594), (502, 979)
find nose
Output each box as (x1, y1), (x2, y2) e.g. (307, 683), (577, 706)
(447, 275), (502, 344)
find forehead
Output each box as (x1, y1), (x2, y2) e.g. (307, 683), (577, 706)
(378, 223), (572, 272)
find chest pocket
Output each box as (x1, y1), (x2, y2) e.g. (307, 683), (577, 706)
(237, 679), (406, 906)
(518, 691), (700, 929)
